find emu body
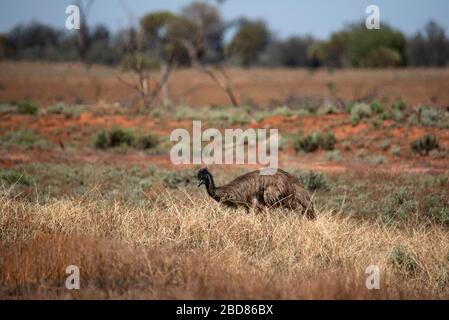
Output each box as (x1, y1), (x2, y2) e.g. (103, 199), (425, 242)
(197, 168), (315, 219)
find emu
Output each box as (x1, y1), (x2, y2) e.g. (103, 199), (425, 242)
(197, 168), (315, 219)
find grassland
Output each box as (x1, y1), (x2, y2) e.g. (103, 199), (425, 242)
(0, 62), (448, 299)
(0, 164), (448, 299)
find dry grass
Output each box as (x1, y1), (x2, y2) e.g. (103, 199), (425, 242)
(1, 188), (448, 299)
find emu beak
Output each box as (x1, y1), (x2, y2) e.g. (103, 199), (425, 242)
(198, 181), (204, 187)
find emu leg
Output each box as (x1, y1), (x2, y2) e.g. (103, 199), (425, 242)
(247, 198), (265, 215)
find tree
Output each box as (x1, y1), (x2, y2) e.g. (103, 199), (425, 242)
(5, 22), (60, 60)
(309, 31), (349, 68)
(407, 21), (449, 67)
(227, 19), (269, 67)
(140, 11), (181, 106)
(166, 2), (239, 106)
(345, 23), (406, 68)
(181, 1), (225, 63)
(278, 36), (317, 67)
(75, 0), (94, 69)
(312, 22), (406, 68)
(116, 25), (158, 109)
(87, 24), (116, 65)
(0, 34), (6, 60)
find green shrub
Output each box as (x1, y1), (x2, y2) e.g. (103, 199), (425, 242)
(429, 149), (448, 159)
(370, 101), (384, 114)
(378, 139), (391, 151)
(295, 171), (330, 191)
(93, 127), (135, 149)
(139, 178), (153, 189)
(294, 133), (322, 152)
(229, 113), (250, 125)
(390, 145), (401, 157)
(370, 118), (382, 129)
(349, 103), (373, 125)
(429, 207), (449, 225)
(0, 103), (17, 114)
(321, 132), (337, 150)
(368, 155), (387, 165)
(360, 47), (402, 68)
(272, 106), (294, 117)
(0, 169), (31, 185)
(294, 132), (336, 152)
(350, 113), (360, 125)
(47, 104), (85, 118)
(411, 134), (439, 155)
(417, 106), (449, 128)
(93, 131), (109, 149)
(109, 128), (135, 147)
(93, 128), (159, 151)
(419, 107), (439, 126)
(388, 245), (418, 274)
(317, 104), (337, 115)
(350, 103), (372, 119)
(158, 170), (197, 189)
(392, 99), (406, 111)
(15, 100), (39, 115)
(392, 109), (404, 123)
(0, 129), (47, 148)
(380, 111), (392, 121)
(407, 114), (419, 126)
(326, 150), (341, 161)
(134, 133), (159, 150)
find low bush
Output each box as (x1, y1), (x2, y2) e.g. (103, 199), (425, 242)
(326, 150), (341, 161)
(93, 128), (159, 151)
(321, 132), (337, 150)
(93, 128), (134, 149)
(392, 100), (406, 111)
(15, 100), (39, 115)
(0, 169), (31, 185)
(411, 135), (439, 155)
(294, 132), (336, 152)
(370, 101), (384, 114)
(294, 133), (321, 152)
(47, 104), (85, 118)
(295, 171), (330, 191)
(134, 133), (159, 150)
(350, 103), (372, 125)
(388, 245), (418, 275)
(158, 170), (197, 189)
(0, 129), (47, 148)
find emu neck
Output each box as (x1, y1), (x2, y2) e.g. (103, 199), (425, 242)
(205, 174), (220, 202)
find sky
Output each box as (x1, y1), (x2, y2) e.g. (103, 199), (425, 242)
(0, 0), (448, 39)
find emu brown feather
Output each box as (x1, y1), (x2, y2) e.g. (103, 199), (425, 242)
(197, 168), (315, 219)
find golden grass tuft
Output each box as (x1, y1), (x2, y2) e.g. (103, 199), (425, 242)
(1, 190), (448, 299)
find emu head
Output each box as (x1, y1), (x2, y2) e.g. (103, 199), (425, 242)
(197, 168), (211, 187)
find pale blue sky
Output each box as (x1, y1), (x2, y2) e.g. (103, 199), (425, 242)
(0, 0), (448, 39)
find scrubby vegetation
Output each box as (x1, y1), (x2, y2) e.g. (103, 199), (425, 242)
(294, 170), (330, 191)
(294, 132), (336, 153)
(0, 51), (448, 300)
(93, 127), (159, 151)
(411, 134), (439, 155)
(0, 164), (448, 299)
(47, 104), (85, 119)
(0, 169), (31, 185)
(0, 100), (39, 115)
(15, 100), (39, 115)
(0, 129), (48, 148)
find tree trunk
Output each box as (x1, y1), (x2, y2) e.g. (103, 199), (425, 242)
(160, 63), (172, 107)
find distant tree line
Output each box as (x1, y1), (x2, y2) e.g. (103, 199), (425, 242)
(0, 1), (448, 69)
